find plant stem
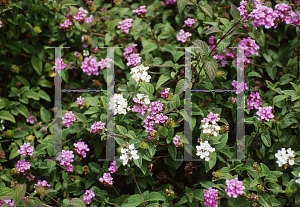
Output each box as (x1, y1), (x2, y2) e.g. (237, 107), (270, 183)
(45, 193), (65, 207)
(131, 171), (146, 206)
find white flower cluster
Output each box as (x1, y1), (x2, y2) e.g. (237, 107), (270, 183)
(130, 64), (151, 82)
(83, 50), (89, 57)
(274, 148), (295, 167)
(196, 141), (215, 161)
(120, 143), (139, 166)
(295, 173), (300, 184)
(108, 94), (131, 115)
(135, 93), (150, 105)
(202, 121), (221, 137)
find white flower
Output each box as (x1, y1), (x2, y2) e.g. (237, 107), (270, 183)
(196, 141), (215, 161)
(83, 50), (89, 57)
(120, 143), (139, 166)
(275, 148), (295, 167)
(130, 64), (151, 82)
(109, 94), (130, 115)
(296, 178), (300, 184)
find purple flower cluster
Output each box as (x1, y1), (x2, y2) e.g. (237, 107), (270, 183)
(249, 5), (278, 29)
(85, 15), (93, 24)
(99, 172), (113, 185)
(81, 56), (102, 76)
(143, 101), (168, 135)
(225, 177), (245, 198)
(77, 96), (85, 106)
(235, 37), (259, 70)
(0, 200), (16, 207)
(16, 159), (31, 173)
(132, 94), (150, 117)
(118, 19), (133, 34)
(74, 141), (90, 158)
(184, 18), (196, 27)
(34, 180), (51, 193)
(99, 58), (113, 70)
(165, 0), (176, 5)
(256, 106), (275, 121)
(177, 29), (192, 43)
(108, 160), (117, 174)
(0, 21), (2, 28)
(26, 112), (34, 124)
(123, 44), (141, 67)
(173, 135), (180, 147)
(133, 6), (147, 16)
(59, 19), (72, 31)
(62, 111), (76, 128)
(57, 150), (74, 172)
(83, 188), (95, 204)
(53, 58), (66, 70)
(17, 143), (33, 156)
(26, 173), (34, 181)
(90, 121), (106, 134)
(201, 112), (220, 123)
(232, 80), (248, 95)
(160, 88), (170, 98)
(204, 187), (218, 207)
(74, 7), (88, 24)
(209, 36), (235, 67)
(247, 92), (262, 110)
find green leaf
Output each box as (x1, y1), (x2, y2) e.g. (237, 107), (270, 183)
(40, 106), (50, 122)
(156, 73), (171, 90)
(10, 147), (20, 160)
(23, 90), (39, 100)
(140, 43), (158, 55)
(15, 75), (30, 87)
(266, 66), (277, 80)
(83, 107), (99, 115)
(260, 163), (270, 177)
(31, 56), (42, 75)
(105, 33), (112, 45)
(230, 5), (240, 20)
(177, 0), (188, 13)
(170, 94), (180, 108)
(217, 40), (230, 55)
(37, 90), (51, 102)
(261, 131), (271, 147)
(116, 125), (127, 135)
(146, 192), (166, 202)
(0, 187), (13, 197)
(273, 95), (286, 104)
(173, 51), (185, 62)
(60, 0), (77, 6)
(16, 104), (29, 119)
(122, 194), (143, 207)
(37, 79), (52, 88)
(200, 3), (213, 18)
(205, 26), (222, 35)
(88, 162), (101, 173)
(208, 151), (217, 169)
(47, 160), (56, 174)
(168, 145), (177, 160)
(175, 79), (185, 96)
(0, 110), (15, 123)
(247, 72), (262, 78)
(69, 198), (87, 207)
(22, 199), (36, 207)
(205, 59), (218, 81)
(13, 184), (26, 204)
(192, 103), (204, 116)
(139, 82), (154, 95)
(13, 131), (29, 139)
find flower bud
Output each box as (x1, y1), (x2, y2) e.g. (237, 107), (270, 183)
(84, 101), (89, 107)
(88, 4), (97, 12)
(36, 186), (46, 195)
(114, 0), (121, 7)
(5, 130), (14, 138)
(216, 71), (225, 78)
(285, 187), (293, 197)
(139, 141), (149, 150)
(11, 65), (19, 74)
(11, 168), (19, 175)
(26, 135), (35, 142)
(33, 26), (42, 34)
(116, 146), (122, 154)
(257, 184), (264, 192)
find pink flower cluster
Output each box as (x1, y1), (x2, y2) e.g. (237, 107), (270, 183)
(108, 160), (117, 174)
(247, 92), (263, 110)
(74, 7), (88, 24)
(57, 150), (74, 172)
(204, 187), (218, 207)
(74, 141), (90, 158)
(90, 121), (106, 134)
(53, 58), (66, 71)
(0, 21), (2, 28)
(165, 0), (176, 5)
(143, 101), (168, 136)
(77, 96), (85, 106)
(123, 44), (141, 67)
(232, 80), (248, 95)
(99, 172), (113, 185)
(16, 159), (31, 173)
(26, 173), (34, 181)
(132, 94), (150, 117)
(62, 111), (76, 128)
(83, 188), (95, 204)
(249, 5), (278, 29)
(201, 112), (220, 123)
(236, 37), (259, 70)
(34, 180), (51, 193)
(173, 135), (180, 147)
(0, 200), (16, 207)
(99, 58), (113, 70)
(256, 106), (275, 121)
(81, 56), (102, 76)
(118, 19), (133, 34)
(184, 18), (196, 27)
(26, 112), (34, 124)
(160, 88), (170, 98)
(17, 143), (33, 156)
(133, 6), (147, 16)
(59, 19), (72, 31)
(85, 15), (93, 24)
(225, 177), (245, 198)
(177, 29), (192, 43)
(209, 36), (235, 67)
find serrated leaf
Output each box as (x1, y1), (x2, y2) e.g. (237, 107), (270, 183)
(273, 95), (286, 104)
(140, 43), (158, 55)
(205, 59), (218, 81)
(230, 5), (240, 20)
(200, 3), (213, 18)
(0, 110), (15, 123)
(31, 56), (42, 75)
(40, 106), (50, 122)
(168, 145), (177, 160)
(9, 147), (19, 160)
(116, 125), (127, 135)
(146, 192), (166, 202)
(105, 33), (112, 45)
(192, 40), (210, 55)
(266, 66), (277, 80)
(217, 40), (230, 55)
(178, 0), (188, 13)
(139, 82), (154, 95)
(83, 107), (99, 115)
(261, 131), (271, 147)
(88, 162), (100, 173)
(13, 184), (26, 204)
(175, 79), (185, 95)
(205, 26), (222, 35)
(156, 73), (171, 90)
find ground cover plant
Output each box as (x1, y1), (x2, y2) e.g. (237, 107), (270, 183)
(0, 0), (300, 206)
